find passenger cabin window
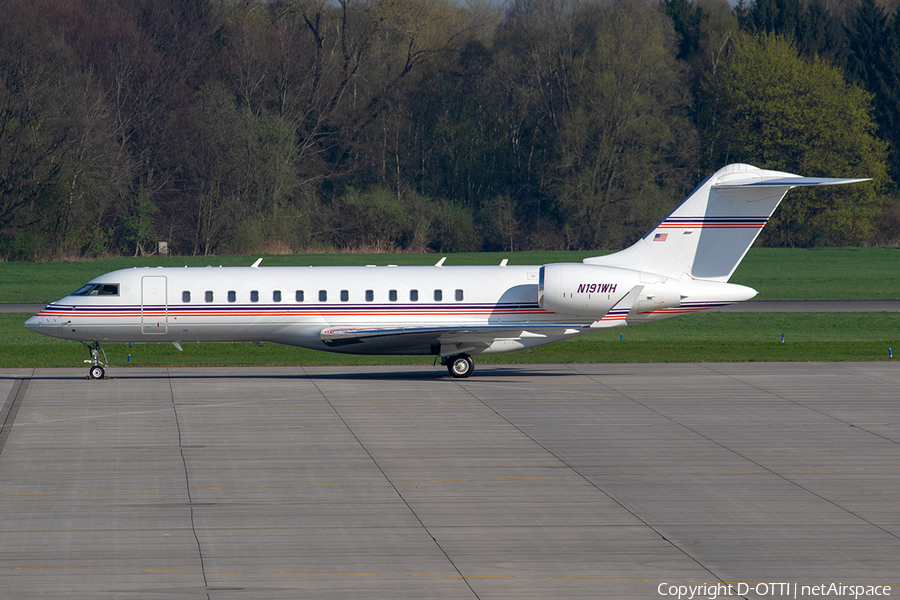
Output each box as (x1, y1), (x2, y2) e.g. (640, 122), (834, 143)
(455, 289), (464, 301)
(72, 283), (119, 296)
(365, 290), (374, 302)
(410, 290), (418, 301)
(389, 290), (398, 302)
(434, 289), (443, 301)
(205, 291), (214, 303)
(182, 291), (191, 303)
(319, 290), (327, 302)
(295, 290), (304, 302)
(228, 291), (236, 303)
(250, 290), (259, 302)
(273, 290), (282, 302)
(341, 290), (349, 302)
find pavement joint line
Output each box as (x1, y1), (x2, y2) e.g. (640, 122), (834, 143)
(558, 365), (739, 586)
(189, 486), (266, 490)
(82, 489), (159, 494)
(548, 577), (650, 581)
(167, 367), (209, 589)
(292, 482), (370, 486)
(596, 473), (664, 477)
(696, 471), (766, 475)
(145, 569), (243, 574)
(301, 365), (484, 599)
(276, 571), (375, 576)
(14, 567), (112, 572)
(793, 468), (865, 472)
(397, 480), (470, 483)
(698, 362), (900, 544)
(497, 476), (569, 480)
(0, 372), (31, 456)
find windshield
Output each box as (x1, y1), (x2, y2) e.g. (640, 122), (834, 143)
(71, 283), (119, 296)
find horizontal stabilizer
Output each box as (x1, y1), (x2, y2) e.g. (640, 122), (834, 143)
(713, 176), (870, 189)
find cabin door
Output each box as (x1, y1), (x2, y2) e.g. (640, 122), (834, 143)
(141, 276), (168, 334)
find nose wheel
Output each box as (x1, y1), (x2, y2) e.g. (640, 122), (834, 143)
(445, 354), (474, 378)
(82, 342), (109, 379)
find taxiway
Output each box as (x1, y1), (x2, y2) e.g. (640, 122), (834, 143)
(1, 363), (898, 599)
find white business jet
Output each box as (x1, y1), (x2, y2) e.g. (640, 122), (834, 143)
(25, 164), (868, 379)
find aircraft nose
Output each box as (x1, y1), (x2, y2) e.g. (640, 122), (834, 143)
(24, 314), (44, 332)
(24, 306), (57, 333)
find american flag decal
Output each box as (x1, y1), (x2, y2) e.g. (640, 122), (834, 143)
(653, 233), (668, 242)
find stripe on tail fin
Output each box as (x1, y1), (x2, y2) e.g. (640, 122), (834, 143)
(584, 164), (869, 282)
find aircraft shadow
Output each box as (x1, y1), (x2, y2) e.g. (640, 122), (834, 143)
(1, 365), (578, 382)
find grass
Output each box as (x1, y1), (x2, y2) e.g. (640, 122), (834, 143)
(5, 312), (900, 368)
(4, 248), (899, 368)
(731, 247), (900, 300)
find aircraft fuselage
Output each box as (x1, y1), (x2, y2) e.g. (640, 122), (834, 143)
(24, 263), (750, 357)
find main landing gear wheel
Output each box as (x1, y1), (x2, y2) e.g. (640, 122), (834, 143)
(447, 354), (474, 378)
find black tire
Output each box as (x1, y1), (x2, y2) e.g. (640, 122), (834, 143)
(89, 365), (105, 380)
(447, 354), (474, 378)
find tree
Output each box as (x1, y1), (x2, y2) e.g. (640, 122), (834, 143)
(0, 9), (75, 258)
(187, 82), (300, 255)
(736, 0), (842, 61)
(665, 0), (738, 89)
(552, 0), (697, 250)
(699, 32), (888, 246)
(0, 4), (128, 259)
(842, 0), (900, 187)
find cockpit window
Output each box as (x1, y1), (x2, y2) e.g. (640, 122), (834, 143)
(71, 283), (120, 296)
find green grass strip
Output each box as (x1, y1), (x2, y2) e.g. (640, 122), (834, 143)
(5, 312), (900, 368)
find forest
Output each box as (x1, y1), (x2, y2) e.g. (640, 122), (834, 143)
(1, 0), (898, 260)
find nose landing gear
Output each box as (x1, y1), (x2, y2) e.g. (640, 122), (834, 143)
(82, 342), (109, 379)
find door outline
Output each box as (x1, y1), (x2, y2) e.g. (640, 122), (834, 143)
(141, 276), (168, 334)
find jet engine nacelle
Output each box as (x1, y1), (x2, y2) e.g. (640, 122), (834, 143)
(538, 263), (640, 317)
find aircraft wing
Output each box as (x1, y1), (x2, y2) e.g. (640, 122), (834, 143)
(319, 324), (585, 356)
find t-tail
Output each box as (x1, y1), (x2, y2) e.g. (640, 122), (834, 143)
(585, 163), (870, 282)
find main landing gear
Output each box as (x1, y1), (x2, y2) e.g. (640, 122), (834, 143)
(443, 354), (474, 378)
(82, 341), (109, 379)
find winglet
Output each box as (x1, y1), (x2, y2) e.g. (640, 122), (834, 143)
(435, 257), (447, 267)
(251, 258), (263, 268)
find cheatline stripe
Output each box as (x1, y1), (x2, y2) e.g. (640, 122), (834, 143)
(37, 302), (542, 313)
(34, 303), (549, 319)
(36, 300), (734, 321)
(657, 216), (768, 229)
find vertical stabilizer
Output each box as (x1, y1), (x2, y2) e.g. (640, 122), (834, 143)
(584, 164), (869, 282)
